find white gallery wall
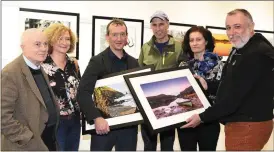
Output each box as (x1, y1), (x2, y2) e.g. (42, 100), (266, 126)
(1, 1), (274, 150)
(2, 1), (274, 72)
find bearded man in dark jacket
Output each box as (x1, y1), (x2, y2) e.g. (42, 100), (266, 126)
(181, 9), (274, 151)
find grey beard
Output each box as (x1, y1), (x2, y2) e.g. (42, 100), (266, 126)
(233, 35), (250, 49)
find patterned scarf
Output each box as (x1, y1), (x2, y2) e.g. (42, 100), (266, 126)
(188, 52), (220, 78)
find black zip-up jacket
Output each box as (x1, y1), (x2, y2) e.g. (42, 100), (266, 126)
(199, 33), (274, 124)
(77, 47), (139, 123)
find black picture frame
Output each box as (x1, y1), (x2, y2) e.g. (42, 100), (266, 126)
(81, 66), (153, 135)
(124, 66), (211, 134)
(19, 8), (80, 59)
(92, 15), (144, 59)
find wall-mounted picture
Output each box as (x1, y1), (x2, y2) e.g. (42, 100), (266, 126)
(206, 26), (232, 61)
(168, 22), (195, 43)
(124, 67), (211, 134)
(19, 8), (80, 59)
(206, 26), (274, 61)
(82, 66), (153, 134)
(143, 22), (195, 44)
(92, 16), (144, 59)
(143, 23), (154, 44)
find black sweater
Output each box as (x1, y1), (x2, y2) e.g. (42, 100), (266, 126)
(200, 33), (274, 124)
(29, 68), (58, 126)
(77, 47), (139, 123)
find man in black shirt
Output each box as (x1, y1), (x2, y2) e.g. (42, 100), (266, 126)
(77, 19), (139, 151)
(181, 9), (274, 151)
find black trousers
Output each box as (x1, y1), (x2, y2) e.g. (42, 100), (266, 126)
(141, 124), (175, 151)
(41, 124), (57, 151)
(177, 122), (220, 151)
(90, 125), (138, 151)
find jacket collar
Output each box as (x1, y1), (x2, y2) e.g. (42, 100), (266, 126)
(236, 33), (274, 54)
(108, 47), (128, 61)
(22, 55), (41, 70)
(148, 34), (176, 46)
(19, 55), (47, 109)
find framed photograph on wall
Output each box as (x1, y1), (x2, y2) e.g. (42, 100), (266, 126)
(92, 15), (144, 59)
(124, 67), (211, 134)
(143, 23), (154, 44)
(82, 66), (153, 135)
(168, 22), (195, 43)
(19, 8), (80, 59)
(206, 26), (274, 61)
(255, 30), (274, 46)
(206, 26), (232, 61)
(143, 22), (195, 44)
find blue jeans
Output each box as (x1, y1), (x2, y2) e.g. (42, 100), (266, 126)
(56, 114), (81, 151)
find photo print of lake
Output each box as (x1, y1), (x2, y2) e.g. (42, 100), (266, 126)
(212, 33), (232, 56)
(140, 77), (204, 119)
(93, 82), (137, 118)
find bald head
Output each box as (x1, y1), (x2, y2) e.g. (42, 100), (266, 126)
(21, 28), (49, 66)
(21, 28), (45, 45)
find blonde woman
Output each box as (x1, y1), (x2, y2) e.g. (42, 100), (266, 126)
(42, 23), (81, 151)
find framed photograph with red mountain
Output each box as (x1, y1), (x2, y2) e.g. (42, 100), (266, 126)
(82, 66), (153, 135)
(124, 66), (211, 134)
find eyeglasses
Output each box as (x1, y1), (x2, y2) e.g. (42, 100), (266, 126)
(109, 32), (127, 38)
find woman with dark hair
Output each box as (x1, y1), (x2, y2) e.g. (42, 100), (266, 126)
(177, 26), (224, 151)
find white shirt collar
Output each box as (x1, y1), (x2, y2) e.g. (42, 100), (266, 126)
(23, 55), (41, 70)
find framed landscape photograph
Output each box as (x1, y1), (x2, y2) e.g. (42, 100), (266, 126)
(82, 66), (153, 135)
(168, 22), (195, 43)
(143, 23), (154, 44)
(206, 26), (274, 61)
(19, 8), (80, 59)
(143, 22), (195, 43)
(124, 67), (211, 134)
(92, 15), (144, 59)
(206, 26), (232, 61)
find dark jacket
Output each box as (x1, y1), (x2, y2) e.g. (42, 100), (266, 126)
(77, 47), (139, 123)
(200, 33), (274, 124)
